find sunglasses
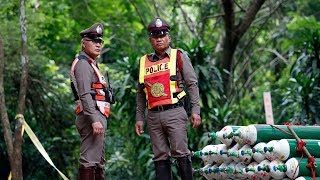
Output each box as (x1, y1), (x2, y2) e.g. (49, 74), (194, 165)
(149, 30), (169, 38)
(83, 38), (104, 44)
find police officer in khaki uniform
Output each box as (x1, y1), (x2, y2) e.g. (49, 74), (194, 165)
(70, 23), (111, 180)
(135, 17), (201, 180)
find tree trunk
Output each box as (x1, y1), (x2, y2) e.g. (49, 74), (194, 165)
(0, 35), (16, 180)
(0, 0), (29, 179)
(220, 0), (266, 96)
(12, 0), (30, 179)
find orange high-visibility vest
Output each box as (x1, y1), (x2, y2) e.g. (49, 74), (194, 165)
(70, 56), (110, 117)
(139, 49), (185, 109)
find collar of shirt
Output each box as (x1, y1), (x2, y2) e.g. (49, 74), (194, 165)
(79, 51), (97, 65)
(148, 47), (172, 62)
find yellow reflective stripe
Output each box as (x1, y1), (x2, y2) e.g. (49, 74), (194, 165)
(139, 55), (150, 108)
(169, 49), (178, 103)
(9, 114), (69, 180)
(139, 55), (146, 84)
(169, 49), (177, 76)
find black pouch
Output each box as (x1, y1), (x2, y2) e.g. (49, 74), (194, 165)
(183, 96), (190, 113)
(105, 71), (115, 104)
(104, 87), (115, 104)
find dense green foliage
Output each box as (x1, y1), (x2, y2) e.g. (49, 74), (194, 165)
(1, 0), (319, 179)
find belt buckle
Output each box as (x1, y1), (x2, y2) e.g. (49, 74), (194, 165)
(158, 105), (164, 111)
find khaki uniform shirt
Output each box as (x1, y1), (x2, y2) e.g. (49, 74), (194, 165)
(136, 47), (200, 121)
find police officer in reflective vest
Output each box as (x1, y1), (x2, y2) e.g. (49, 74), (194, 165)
(135, 17), (202, 180)
(70, 23), (114, 180)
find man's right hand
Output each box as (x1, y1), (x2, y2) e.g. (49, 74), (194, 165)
(92, 121), (104, 135)
(135, 121), (144, 136)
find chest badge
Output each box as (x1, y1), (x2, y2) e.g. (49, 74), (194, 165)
(145, 81), (168, 97)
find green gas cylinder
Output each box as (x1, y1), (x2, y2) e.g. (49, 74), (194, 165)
(267, 139), (320, 161)
(276, 157), (320, 179)
(208, 125), (242, 146)
(233, 124), (320, 145)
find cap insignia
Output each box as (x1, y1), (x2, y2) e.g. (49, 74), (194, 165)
(96, 25), (102, 34)
(155, 19), (163, 28)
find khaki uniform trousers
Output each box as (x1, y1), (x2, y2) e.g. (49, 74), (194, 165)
(76, 111), (107, 168)
(147, 106), (190, 161)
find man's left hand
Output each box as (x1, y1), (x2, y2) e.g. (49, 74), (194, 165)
(190, 113), (201, 128)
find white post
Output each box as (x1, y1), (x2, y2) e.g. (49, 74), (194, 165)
(263, 92), (274, 125)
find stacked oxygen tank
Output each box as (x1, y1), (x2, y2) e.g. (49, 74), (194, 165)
(193, 124), (320, 180)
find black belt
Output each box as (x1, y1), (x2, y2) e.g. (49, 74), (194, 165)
(149, 101), (184, 112)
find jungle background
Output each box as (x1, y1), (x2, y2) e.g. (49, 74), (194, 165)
(1, 0), (320, 179)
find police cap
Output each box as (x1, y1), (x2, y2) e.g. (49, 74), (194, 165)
(147, 17), (170, 37)
(80, 23), (104, 40)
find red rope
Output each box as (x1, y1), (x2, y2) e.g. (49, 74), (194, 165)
(289, 129), (316, 180)
(268, 124), (316, 179)
(306, 156), (316, 180)
(297, 140), (306, 152)
(282, 125), (316, 180)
